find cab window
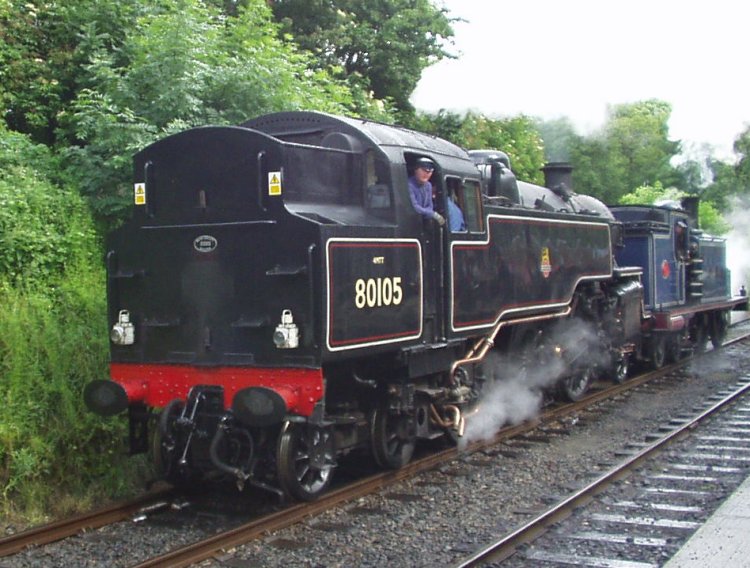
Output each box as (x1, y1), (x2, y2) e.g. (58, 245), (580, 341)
(364, 150), (394, 220)
(674, 220), (688, 260)
(443, 177), (466, 233)
(459, 179), (484, 233)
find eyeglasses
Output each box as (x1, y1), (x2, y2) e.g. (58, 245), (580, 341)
(419, 166), (434, 172)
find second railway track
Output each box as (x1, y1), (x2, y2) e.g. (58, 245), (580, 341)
(456, 374), (750, 567)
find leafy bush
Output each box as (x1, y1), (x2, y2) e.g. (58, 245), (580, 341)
(0, 275), (146, 521)
(0, 175), (99, 287)
(0, 128), (143, 521)
(60, 0), (356, 224)
(0, 126), (99, 286)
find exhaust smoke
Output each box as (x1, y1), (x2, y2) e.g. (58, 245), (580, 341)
(460, 319), (608, 448)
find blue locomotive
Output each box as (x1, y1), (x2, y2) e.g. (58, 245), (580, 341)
(611, 199), (744, 367)
(84, 112), (745, 500)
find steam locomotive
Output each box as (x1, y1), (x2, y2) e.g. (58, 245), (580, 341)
(84, 111), (746, 500)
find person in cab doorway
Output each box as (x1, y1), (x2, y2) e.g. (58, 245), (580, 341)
(447, 194), (466, 232)
(409, 157), (445, 226)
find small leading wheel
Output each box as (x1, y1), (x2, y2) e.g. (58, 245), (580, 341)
(558, 368), (593, 402)
(650, 336), (666, 369)
(277, 423), (335, 501)
(152, 399), (189, 485)
(370, 406), (416, 469)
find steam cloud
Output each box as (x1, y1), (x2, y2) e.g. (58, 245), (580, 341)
(460, 319), (608, 448)
(725, 196), (750, 294)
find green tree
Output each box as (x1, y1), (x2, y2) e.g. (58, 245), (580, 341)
(0, 130), (98, 286)
(703, 126), (750, 212)
(270, 0), (455, 116)
(550, 100), (682, 204)
(606, 100), (681, 189)
(407, 109), (466, 144)
(618, 181), (679, 206)
(458, 113), (545, 184)
(412, 111), (545, 184)
(59, 0), (355, 222)
(568, 136), (624, 204)
(0, 0), (163, 145)
(619, 181), (729, 235)
(731, 126), (750, 194)
(706, 159), (740, 211)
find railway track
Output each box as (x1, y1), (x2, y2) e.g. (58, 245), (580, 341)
(132, 330), (750, 568)
(3, 327), (749, 566)
(0, 489), (174, 557)
(455, 372), (750, 566)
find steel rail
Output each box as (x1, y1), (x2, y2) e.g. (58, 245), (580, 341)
(0, 490), (174, 557)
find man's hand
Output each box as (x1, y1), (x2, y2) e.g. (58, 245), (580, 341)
(432, 211), (445, 226)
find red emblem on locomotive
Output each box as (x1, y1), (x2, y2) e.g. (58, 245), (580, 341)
(661, 259), (671, 279)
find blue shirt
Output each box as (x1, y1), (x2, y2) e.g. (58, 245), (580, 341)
(447, 198), (466, 232)
(408, 176), (434, 219)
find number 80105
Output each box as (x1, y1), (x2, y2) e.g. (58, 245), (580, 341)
(354, 277), (403, 309)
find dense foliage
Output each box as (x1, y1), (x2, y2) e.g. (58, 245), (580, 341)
(0, 0), (454, 520)
(270, 0), (456, 116)
(410, 111), (545, 183)
(0, 131), (95, 286)
(0, 125), (143, 521)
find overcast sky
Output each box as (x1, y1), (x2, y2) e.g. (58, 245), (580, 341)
(411, 0), (749, 161)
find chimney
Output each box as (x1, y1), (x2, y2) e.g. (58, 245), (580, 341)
(542, 162), (574, 200)
(681, 196), (700, 228)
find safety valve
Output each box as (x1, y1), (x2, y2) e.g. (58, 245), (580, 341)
(273, 309), (299, 349)
(111, 310), (135, 345)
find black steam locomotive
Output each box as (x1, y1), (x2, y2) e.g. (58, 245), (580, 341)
(84, 111), (745, 500)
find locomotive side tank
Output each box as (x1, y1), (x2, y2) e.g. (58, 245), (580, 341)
(85, 112), (642, 499)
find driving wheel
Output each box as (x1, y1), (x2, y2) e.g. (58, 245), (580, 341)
(612, 354), (629, 384)
(650, 336), (666, 369)
(710, 311), (728, 348)
(370, 405), (417, 469)
(558, 368), (593, 402)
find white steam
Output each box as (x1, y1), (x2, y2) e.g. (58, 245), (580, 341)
(725, 196), (750, 294)
(689, 350), (733, 375)
(459, 355), (545, 449)
(460, 319), (607, 448)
